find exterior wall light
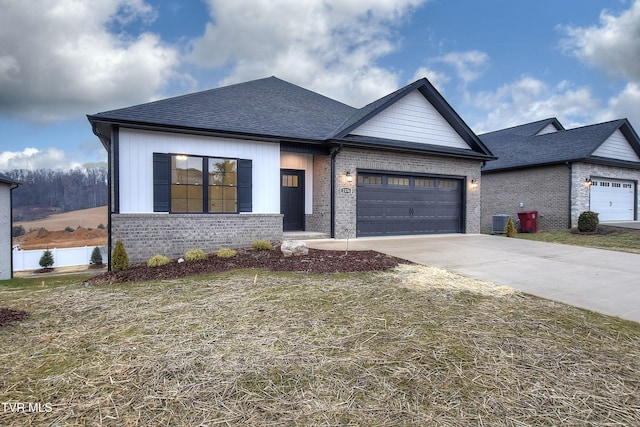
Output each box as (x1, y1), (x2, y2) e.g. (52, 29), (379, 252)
(346, 171), (353, 183)
(470, 178), (478, 189)
(585, 177), (593, 186)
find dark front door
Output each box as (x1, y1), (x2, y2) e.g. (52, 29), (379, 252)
(281, 169), (305, 231)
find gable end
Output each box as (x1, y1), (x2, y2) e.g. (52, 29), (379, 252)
(349, 90), (472, 150)
(592, 129), (640, 162)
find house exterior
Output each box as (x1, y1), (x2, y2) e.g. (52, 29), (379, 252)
(0, 173), (20, 280)
(88, 76), (494, 265)
(480, 118), (640, 232)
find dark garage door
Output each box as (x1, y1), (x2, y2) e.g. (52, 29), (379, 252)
(356, 172), (464, 237)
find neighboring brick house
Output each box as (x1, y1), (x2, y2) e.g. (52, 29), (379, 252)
(480, 118), (640, 233)
(88, 76), (494, 265)
(0, 173), (20, 280)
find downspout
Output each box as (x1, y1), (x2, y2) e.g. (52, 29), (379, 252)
(566, 162), (573, 229)
(330, 144), (343, 238)
(9, 183), (19, 279)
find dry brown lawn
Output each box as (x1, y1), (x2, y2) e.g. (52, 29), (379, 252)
(16, 206), (107, 231)
(1, 266), (639, 426)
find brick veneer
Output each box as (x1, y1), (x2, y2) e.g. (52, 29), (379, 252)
(481, 165), (571, 233)
(571, 162), (640, 226)
(333, 148), (482, 238)
(305, 155), (331, 234)
(111, 213), (283, 263)
(481, 162), (640, 232)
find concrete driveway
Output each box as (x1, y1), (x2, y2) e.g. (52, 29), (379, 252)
(306, 234), (640, 324)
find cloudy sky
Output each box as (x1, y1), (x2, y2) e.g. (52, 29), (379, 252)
(1, 0), (639, 170)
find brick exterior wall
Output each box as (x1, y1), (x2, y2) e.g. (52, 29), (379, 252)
(571, 162), (640, 226)
(333, 148), (482, 238)
(481, 162), (640, 232)
(305, 155), (331, 234)
(0, 184), (12, 280)
(481, 165), (571, 233)
(111, 213), (283, 263)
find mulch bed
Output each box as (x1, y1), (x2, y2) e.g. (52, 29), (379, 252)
(90, 248), (411, 284)
(0, 308), (29, 327)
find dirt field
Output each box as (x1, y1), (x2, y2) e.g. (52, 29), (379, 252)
(16, 206), (107, 231)
(13, 206), (108, 250)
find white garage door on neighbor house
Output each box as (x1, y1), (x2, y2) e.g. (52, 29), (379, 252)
(590, 178), (636, 221)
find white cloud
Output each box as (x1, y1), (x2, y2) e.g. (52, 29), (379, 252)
(601, 82), (640, 125)
(468, 76), (601, 133)
(189, 0), (427, 107)
(0, 147), (83, 170)
(434, 50), (489, 85)
(562, 0), (640, 83)
(0, 0), (180, 122)
(411, 67), (450, 92)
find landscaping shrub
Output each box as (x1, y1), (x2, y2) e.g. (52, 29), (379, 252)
(97, 223), (105, 229)
(147, 254), (170, 267)
(112, 239), (129, 271)
(252, 240), (272, 250)
(39, 249), (54, 268)
(217, 248), (237, 258)
(185, 249), (207, 262)
(64, 226), (74, 233)
(90, 246), (103, 265)
(578, 211), (599, 233)
(505, 216), (517, 238)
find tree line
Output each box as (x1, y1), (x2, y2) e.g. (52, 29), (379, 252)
(5, 168), (108, 219)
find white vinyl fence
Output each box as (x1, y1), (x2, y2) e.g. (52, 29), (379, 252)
(12, 246), (107, 271)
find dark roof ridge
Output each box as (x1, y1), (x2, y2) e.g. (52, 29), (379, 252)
(480, 117), (562, 137)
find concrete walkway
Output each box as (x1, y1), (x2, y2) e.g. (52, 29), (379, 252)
(306, 234), (640, 324)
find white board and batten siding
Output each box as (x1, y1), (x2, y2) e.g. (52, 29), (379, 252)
(350, 90), (472, 150)
(118, 128), (280, 214)
(592, 129), (640, 162)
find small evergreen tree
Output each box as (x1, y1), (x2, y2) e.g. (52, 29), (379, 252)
(90, 246), (103, 265)
(578, 211), (599, 233)
(39, 249), (54, 268)
(111, 239), (129, 271)
(505, 216), (517, 238)
(12, 225), (25, 237)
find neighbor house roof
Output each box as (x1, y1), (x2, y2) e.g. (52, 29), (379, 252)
(480, 118), (640, 172)
(88, 76), (494, 160)
(0, 173), (20, 186)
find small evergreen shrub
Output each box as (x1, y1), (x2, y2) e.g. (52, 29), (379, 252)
(504, 216), (517, 238)
(578, 211), (599, 233)
(252, 240), (272, 250)
(147, 254), (170, 267)
(111, 239), (129, 271)
(12, 225), (25, 237)
(97, 223), (105, 229)
(217, 248), (237, 258)
(185, 249), (207, 262)
(64, 226), (74, 232)
(90, 246), (103, 265)
(39, 249), (54, 268)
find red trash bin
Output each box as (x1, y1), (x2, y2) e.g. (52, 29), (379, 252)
(517, 211), (538, 233)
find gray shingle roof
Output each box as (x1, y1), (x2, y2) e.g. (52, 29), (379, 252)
(480, 118), (640, 171)
(90, 76), (356, 141)
(0, 173), (20, 185)
(88, 76), (494, 159)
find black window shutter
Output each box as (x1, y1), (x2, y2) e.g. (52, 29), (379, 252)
(237, 159), (252, 212)
(153, 153), (170, 212)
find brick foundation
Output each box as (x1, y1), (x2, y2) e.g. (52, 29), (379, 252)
(111, 213), (283, 263)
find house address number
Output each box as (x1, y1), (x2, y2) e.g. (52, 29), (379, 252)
(340, 187), (352, 194)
